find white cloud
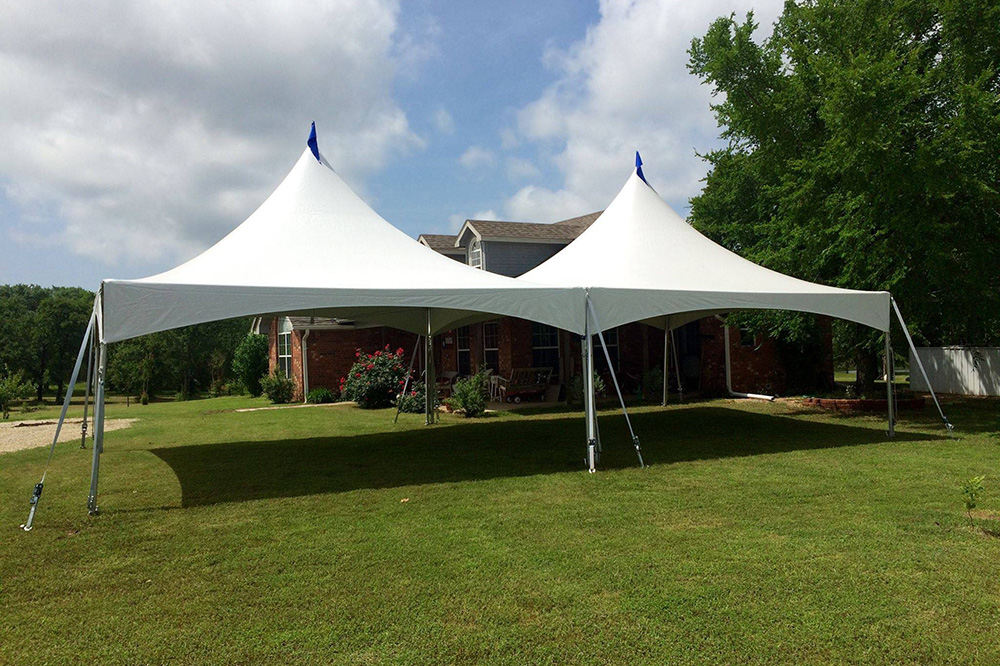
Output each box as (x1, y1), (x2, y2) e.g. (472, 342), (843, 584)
(458, 145), (497, 170)
(432, 107), (455, 134)
(505, 186), (591, 223)
(505, 157), (541, 182)
(0, 0), (427, 268)
(505, 0), (783, 220)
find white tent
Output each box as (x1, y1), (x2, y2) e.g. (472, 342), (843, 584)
(23, 130), (585, 529)
(522, 168), (890, 332)
(102, 144), (583, 343)
(520, 159), (951, 470)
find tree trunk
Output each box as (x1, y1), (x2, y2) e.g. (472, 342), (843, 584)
(854, 347), (879, 397)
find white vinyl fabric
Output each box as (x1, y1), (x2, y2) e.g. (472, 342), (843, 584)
(101, 148), (585, 343)
(521, 170), (890, 332)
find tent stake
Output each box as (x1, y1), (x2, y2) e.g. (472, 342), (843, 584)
(891, 298), (953, 436)
(394, 335), (422, 424)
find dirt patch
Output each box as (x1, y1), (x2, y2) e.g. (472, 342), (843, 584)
(0, 418), (137, 455)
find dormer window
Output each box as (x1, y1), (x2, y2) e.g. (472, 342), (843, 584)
(469, 239), (483, 269)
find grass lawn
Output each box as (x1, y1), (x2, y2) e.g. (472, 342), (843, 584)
(2, 394), (999, 664)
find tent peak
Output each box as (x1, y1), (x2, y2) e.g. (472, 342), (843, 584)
(307, 122), (320, 163)
(635, 151), (647, 184)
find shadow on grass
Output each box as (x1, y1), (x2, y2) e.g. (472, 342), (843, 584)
(150, 406), (944, 508)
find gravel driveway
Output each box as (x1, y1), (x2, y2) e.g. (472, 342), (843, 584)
(0, 418), (137, 455)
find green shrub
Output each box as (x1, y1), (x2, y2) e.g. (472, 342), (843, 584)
(642, 367), (664, 400)
(963, 475), (986, 527)
(447, 368), (490, 417)
(307, 387), (336, 404)
(569, 373), (606, 404)
(396, 379), (431, 414)
(0, 367), (33, 419)
(340, 346), (408, 409)
(233, 333), (269, 398)
(261, 368), (295, 404)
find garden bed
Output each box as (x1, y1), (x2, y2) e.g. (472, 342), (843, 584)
(801, 395), (925, 412)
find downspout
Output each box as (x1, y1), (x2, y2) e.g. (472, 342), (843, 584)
(301, 329), (311, 403)
(716, 315), (774, 401)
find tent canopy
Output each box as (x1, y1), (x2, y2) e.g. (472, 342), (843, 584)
(101, 144), (584, 343)
(521, 167), (890, 332)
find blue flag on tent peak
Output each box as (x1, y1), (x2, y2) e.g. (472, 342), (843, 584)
(635, 151), (647, 184)
(307, 122), (320, 162)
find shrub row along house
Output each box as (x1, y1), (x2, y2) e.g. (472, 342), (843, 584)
(261, 212), (834, 403)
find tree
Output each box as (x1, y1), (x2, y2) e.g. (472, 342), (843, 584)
(232, 333), (270, 397)
(0, 367), (33, 419)
(688, 0), (1000, 393)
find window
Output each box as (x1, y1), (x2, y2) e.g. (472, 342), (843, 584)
(469, 239), (483, 269)
(593, 327), (619, 374)
(738, 327), (756, 349)
(532, 323), (560, 380)
(457, 326), (471, 376)
(278, 318), (293, 378)
(483, 321), (499, 374)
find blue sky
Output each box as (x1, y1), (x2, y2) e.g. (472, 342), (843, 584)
(0, 0), (781, 289)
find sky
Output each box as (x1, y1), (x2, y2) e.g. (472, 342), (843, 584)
(0, 0), (784, 289)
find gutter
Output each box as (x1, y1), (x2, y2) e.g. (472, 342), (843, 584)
(716, 316), (774, 401)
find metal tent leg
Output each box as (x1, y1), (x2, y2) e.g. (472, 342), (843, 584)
(671, 328), (683, 403)
(81, 335), (95, 448)
(582, 314), (598, 472)
(424, 310), (436, 426)
(891, 298), (953, 436)
(588, 299), (645, 469)
(662, 316), (669, 406)
(885, 334), (895, 437)
(394, 335), (422, 424)
(87, 343), (107, 515)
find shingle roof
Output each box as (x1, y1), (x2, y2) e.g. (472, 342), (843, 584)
(464, 212), (601, 242)
(418, 234), (463, 252)
(553, 211), (602, 229)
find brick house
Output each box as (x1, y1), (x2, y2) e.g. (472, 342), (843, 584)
(264, 213), (833, 402)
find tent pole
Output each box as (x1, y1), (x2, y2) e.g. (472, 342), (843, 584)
(87, 342), (107, 515)
(424, 309), (435, 426)
(890, 298), (953, 436)
(885, 333), (895, 437)
(81, 332), (95, 448)
(21, 311), (94, 531)
(671, 328), (683, 403)
(588, 300), (645, 468)
(394, 335), (422, 424)
(584, 311), (597, 473)
(662, 316), (669, 406)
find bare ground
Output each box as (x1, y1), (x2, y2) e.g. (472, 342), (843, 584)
(0, 418), (137, 455)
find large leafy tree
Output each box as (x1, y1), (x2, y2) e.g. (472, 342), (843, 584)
(688, 0), (1000, 391)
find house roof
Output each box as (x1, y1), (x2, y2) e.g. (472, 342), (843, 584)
(417, 234), (463, 253)
(454, 212), (601, 247)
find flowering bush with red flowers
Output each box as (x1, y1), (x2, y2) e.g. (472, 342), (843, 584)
(340, 345), (409, 409)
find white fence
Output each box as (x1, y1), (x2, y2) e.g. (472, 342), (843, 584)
(909, 347), (1000, 396)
